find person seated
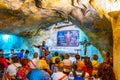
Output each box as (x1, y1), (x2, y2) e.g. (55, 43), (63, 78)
(63, 54), (72, 68)
(24, 50), (30, 58)
(30, 58), (51, 80)
(91, 54), (100, 77)
(73, 54), (83, 70)
(95, 62), (116, 80)
(73, 54), (81, 64)
(51, 62), (68, 80)
(83, 56), (93, 77)
(17, 58), (32, 80)
(68, 61), (89, 80)
(0, 49), (9, 69)
(51, 58), (62, 73)
(7, 56), (21, 79)
(17, 49), (24, 60)
(51, 52), (61, 64)
(29, 52), (39, 69)
(9, 49), (15, 58)
(0, 63), (10, 80)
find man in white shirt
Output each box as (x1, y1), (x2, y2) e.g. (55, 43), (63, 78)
(29, 52), (39, 69)
(51, 63), (68, 80)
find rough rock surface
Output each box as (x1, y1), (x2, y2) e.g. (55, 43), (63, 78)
(0, 0), (120, 79)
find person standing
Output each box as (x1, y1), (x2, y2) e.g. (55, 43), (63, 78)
(33, 41), (49, 58)
(17, 49), (24, 60)
(91, 54), (100, 78)
(9, 49), (15, 58)
(24, 50), (30, 58)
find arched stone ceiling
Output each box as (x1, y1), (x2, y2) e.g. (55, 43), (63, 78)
(1, 0), (120, 57)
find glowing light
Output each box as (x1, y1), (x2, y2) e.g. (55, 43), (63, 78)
(3, 34), (9, 41)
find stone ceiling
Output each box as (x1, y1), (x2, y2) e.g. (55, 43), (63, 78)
(0, 0), (120, 57)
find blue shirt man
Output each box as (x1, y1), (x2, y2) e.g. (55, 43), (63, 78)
(34, 41), (49, 58)
(17, 49), (24, 59)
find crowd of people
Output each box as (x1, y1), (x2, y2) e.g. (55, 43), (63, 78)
(0, 48), (116, 80)
(0, 41), (116, 80)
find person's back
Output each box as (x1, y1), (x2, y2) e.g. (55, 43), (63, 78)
(83, 56), (93, 77)
(0, 49), (8, 69)
(0, 63), (10, 80)
(30, 57), (51, 80)
(68, 61), (89, 80)
(96, 62), (116, 80)
(0, 63), (4, 80)
(7, 56), (21, 78)
(51, 62), (68, 80)
(91, 54), (100, 77)
(30, 69), (50, 80)
(29, 52), (39, 69)
(51, 52), (61, 64)
(63, 54), (72, 67)
(51, 58), (61, 72)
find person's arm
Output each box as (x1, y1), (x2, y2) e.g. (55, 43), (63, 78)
(33, 45), (40, 48)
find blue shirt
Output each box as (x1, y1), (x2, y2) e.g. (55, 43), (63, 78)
(39, 45), (49, 57)
(30, 69), (50, 80)
(17, 53), (23, 59)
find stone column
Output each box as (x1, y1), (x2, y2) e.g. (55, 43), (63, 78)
(111, 11), (120, 80)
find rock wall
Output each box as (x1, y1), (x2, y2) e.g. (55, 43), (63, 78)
(90, 0), (120, 79)
(0, 0), (119, 78)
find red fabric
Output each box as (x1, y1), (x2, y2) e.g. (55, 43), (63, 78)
(17, 66), (32, 80)
(0, 58), (8, 68)
(58, 74), (67, 80)
(83, 66), (93, 77)
(1, 72), (10, 80)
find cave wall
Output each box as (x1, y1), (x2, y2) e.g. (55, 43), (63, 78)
(90, 0), (120, 79)
(0, 0), (113, 57)
(111, 12), (120, 80)
(26, 22), (103, 62)
(0, 0), (119, 78)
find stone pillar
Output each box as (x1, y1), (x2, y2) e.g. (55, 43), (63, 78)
(111, 11), (120, 80)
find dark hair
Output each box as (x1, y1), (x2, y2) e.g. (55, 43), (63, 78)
(75, 54), (80, 60)
(25, 50), (29, 53)
(33, 52), (38, 58)
(106, 52), (110, 57)
(20, 49), (24, 52)
(55, 58), (60, 64)
(54, 52), (59, 56)
(64, 54), (69, 59)
(0, 63), (4, 71)
(97, 62), (116, 80)
(0, 49), (4, 58)
(93, 54), (98, 60)
(20, 58), (30, 67)
(39, 56), (46, 60)
(11, 56), (19, 63)
(84, 56), (93, 69)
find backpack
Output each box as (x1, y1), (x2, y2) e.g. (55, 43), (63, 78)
(16, 67), (23, 80)
(73, 71), (85, 80)
(74, 76), (84, 80)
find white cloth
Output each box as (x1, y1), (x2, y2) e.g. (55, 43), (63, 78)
(51, 71), (68, 80)
(7, 63), (21, 76)
(29, 58), (39, 69)
(63, 59), (72, 66)
(68, 71), (89, 80)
